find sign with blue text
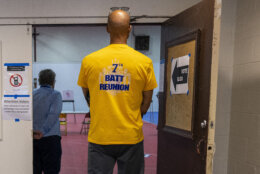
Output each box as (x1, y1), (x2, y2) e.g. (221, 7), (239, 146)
(2, 63), (31, 120)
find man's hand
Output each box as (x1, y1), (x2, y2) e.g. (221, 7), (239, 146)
(33, 130), (43, 139)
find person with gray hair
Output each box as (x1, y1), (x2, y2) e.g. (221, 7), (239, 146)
(33, 69), (62, 174)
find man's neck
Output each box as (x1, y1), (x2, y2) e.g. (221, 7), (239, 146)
(110, 35), (128, 44)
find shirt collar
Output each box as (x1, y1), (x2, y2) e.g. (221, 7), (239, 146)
(40, 85), (52, 88)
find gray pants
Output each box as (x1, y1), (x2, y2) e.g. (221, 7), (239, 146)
(88, 141), (144, 174)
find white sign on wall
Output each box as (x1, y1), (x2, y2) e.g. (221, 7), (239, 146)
(62, 90), (74, 101)
(170, 55), (190, 95)
(2, 63), (31, 121)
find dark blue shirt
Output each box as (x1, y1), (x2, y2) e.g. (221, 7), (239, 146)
(33, 86), (62, 137)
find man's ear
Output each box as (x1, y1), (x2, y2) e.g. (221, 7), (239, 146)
(128, 25), (132, 33)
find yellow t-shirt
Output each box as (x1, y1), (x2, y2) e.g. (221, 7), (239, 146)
(78, 44), (157, 145)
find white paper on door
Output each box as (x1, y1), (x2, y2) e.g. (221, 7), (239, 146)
(2, 63), (31, 120)
(170, 55), (190, 95)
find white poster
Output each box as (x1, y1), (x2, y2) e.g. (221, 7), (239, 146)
(62, 90), (74, 101)
(2, 63), (31, 120)
(159, 59), (165, 92)
(170, 55), (190, 95)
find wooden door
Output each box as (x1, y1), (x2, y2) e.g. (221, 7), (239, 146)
(157, 0), (217, 173)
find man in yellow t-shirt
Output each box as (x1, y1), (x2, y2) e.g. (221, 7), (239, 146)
(78, 9), (157, 174)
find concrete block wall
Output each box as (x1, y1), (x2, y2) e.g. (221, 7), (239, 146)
(228, 0), (260, 173)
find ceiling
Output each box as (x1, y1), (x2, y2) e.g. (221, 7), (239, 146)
(0, 0), (201, 24)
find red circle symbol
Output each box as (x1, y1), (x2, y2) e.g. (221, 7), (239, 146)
(10, 74), (23, 87)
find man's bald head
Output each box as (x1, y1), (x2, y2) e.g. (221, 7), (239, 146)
(107, 10), (131, 37)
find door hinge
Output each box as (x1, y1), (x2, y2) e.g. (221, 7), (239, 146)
(210, 121), (214, 129)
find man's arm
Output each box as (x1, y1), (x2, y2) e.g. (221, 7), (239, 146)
(82, 87), (90, 106)
(141, 90), (153, 117)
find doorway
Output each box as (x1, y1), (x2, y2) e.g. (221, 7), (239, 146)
(32, 24), (161, 174)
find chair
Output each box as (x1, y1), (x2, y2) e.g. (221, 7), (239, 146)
(80, 113), (90, 135)
(59, 113), (67, 136)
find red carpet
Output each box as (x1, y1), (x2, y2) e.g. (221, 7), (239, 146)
(60, 114), (157, 174)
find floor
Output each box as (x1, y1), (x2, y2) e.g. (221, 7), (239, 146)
(60, 113), (158, 174)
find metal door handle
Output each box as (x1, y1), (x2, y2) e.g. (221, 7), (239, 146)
(201, 120), (207, 128)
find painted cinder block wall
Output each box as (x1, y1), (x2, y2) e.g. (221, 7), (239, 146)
(228, 0), (260, 173)
(213, 0), (237, 173)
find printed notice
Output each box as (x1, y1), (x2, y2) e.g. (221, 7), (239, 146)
(2, 63), (31, 120)
(3, 98), (31, 120)
(3, 63), (29, 95)
(170, 55), (190, 95)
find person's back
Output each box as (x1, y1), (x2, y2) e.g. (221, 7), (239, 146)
(33, 86), (61, 137)
(78, 44), (156, 144)
(78, 9), (157, 174)
(33, 69), (62, 174)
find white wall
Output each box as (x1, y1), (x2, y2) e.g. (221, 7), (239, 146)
(33, 25), (161, 112)
(228, 0), (260, 173)
(0, 26), (33, 174)
(33, 63), (89, 112)
(213, 0), (237, 173)
(35, 26), (109, 63)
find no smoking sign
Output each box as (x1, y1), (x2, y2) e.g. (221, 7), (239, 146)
(3, 63), (31, 121)
(10, 74), (23, 87)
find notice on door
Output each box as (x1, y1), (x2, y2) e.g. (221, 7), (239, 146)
(2, 63), (31, 120)
(170, 55), (190, 95)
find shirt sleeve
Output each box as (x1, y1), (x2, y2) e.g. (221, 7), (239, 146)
(143, 61), (158, 91)
(40, 92), (62, 135)
(77, 59), (88, 88)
